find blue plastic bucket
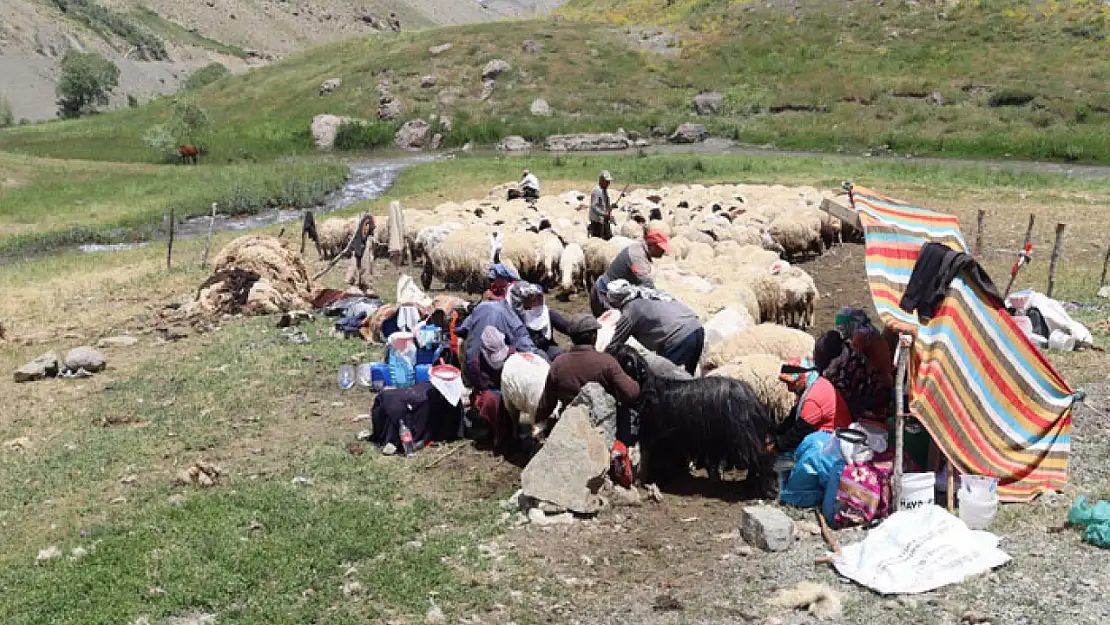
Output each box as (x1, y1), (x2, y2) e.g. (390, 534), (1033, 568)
(415, 364), (432, 383)
(370, 362), (391, 392)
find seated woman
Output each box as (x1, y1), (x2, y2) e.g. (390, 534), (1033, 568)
(835, 307), (894, 412)
(814, 330), (883, 420)
(508, 282), (570, 362)
(769, 357), (852, 454)
(464, 325), (518, 454)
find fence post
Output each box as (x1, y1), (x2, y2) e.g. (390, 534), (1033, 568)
(975, 209), (986, 257)
(166, 207), (175, 270)
(1100, 237), (1110, 290)
(1047, 223), (1066, 298)
(201, 203), (217, 268)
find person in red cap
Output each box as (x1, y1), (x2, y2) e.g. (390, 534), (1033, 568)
(589, 226), (670, 316)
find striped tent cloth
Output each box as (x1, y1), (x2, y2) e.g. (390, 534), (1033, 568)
(849, 185), (1077, 502)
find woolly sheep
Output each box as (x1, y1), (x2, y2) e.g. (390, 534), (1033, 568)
(538, 230), (565, 285)
(421, 228), (491, 292)
(498, 231), (547, 284)
(769, 213), (822, 260)
(559, 242), (587, 292)
(774, 264), (819, 330)
(619, 219), (645, 239)
(501, 352), (551, 427)
(708, 354), (794, 423)
(316, 217), (358, 260)
(702, 323), (815, 370)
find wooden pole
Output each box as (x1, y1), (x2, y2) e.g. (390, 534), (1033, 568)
(1101, 238), (1110, 289)
(200, 202), (217, 268)
(891, 333), (912, 513)
(166, 207), (175, 270)
(1046, 222), (1066, 298)
(975, 209), (986, 257)
(947, 469), (956, 513)
(1004, 213), (1037, 296)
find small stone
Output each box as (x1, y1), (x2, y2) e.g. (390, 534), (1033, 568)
(319, 78), (342, 95)
(1099, 285), (1110, 299)
(420, 75), (437, 88)
(70, 546), (88, 560)
(36, 546), (62, 562)
(611, 484), (642, 507)
(428, 43), (453, 56)
(480, 79), (495, 101)
(668, 123), (709, 144)
(497, 135), (532, 153)
(481, 59), (511, 81)
(426, 605), (446, 623)
(740, 506), (795, 552)
(14, 351), (59, 382)
(342, 581), (363, 596)
(530, 98), (552, 117)
(97, 336), (138, 348)
(64, 346), (106, 373)
(794, 520), (821, 537)
(292, 477), (313, 486)
(110, 497), (126, 504)
(5, 437), (32, 451)
(521, 39), (544, 54)
(736, 545), (755, 557)
(120, 474), (138, 484)
(692, 91), (723, 116)
(148, 587), (166, 597)
(580, 555), (594, 566)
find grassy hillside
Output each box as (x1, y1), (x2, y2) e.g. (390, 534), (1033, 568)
(5, 0), (1110, 163)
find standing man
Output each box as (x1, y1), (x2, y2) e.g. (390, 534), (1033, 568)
(588, 170), (621, 240)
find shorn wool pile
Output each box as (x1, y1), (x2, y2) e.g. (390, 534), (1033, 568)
(188, 235), (313, 316)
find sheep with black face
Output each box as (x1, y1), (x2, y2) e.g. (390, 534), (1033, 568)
(609, 344), (777, 498)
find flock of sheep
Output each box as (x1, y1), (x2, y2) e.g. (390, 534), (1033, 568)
(309, 180), (852, 423)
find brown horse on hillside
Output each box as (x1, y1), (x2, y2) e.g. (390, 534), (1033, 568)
(178, 144), (200, 165)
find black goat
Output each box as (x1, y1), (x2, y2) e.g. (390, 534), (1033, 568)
(611, 345), (777, 498)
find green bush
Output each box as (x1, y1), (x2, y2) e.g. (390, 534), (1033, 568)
(55, 51), (120, 119)
(333, 120), (396, 150)
(144, 98), (212, 159)
(52, 0), (167, 60)
(0, 94), (13, 128)
(184, 63), (230, 91)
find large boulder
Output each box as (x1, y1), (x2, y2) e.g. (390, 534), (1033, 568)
(543, 133), (631, 152)
(64, 346), (106, 373)
(14, 352), (58, 383)
(319, 78), (342, 96)
(669, 123), (709, 144)
(310, 114), (355, 151)
(740, 506), (795, 552)
(378, 96), (404, 121)
(482, 59), (512, 81)
(692, 91), (723, 116)
(497, 135), (533, 153)
(567, 383), (618, 448)
(395, 119), (432, 151)
(530, 98), (552, 117)
(521, 405), (609, 514)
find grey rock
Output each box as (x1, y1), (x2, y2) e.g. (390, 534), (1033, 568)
(14, 351), (59, 382)
(692, 91), (724, 116)
(527, 507), (576, 525)
(395, 119), (432, 150)
(927, 91), (946, 106)
(567, 383), (617, 448)
(378, 96), (404, 121)
(651, 126), (667, 137)
(530, 98), (552, 117)
(439, 115), (453, 133)
(522, 39), (544, 54)
(543, 133), (632, 152)
(740, 505), (794, 552)
(430, 133), (443, 150)
(497, 135), (533, 153)
(611, 484), (642, 507)
(428, 43), (453, 56)
(521, 405), (608, 514)
(420, 75), (437, 88)
(64, 346), (106, 373)
(1098, 285), (1110, 299)
(319, 78), (342, 95)
(311, 114), (364, 151)
(96, 335), (138, 348)
(480, 79), (495, 101)
(482, 59), (512, 81)
(669, 123), (709, 144)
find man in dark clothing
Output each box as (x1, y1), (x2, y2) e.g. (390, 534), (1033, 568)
(900, 241), (1002, 321)
(588, 170), (619, 240)
(604, 279), (704, 376)
(533, 315), (641, 438)
(348, 213), (376, 291)
(589, 228), (670, 316)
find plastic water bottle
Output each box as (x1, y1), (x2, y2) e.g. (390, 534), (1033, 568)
(337, 364), (355, 391)
(399, 419), (416, 457)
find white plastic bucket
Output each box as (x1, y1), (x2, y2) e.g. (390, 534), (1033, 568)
(958, 488), (999, 530)
(899, 472), (936, 511)
(1047, 329), (1075, 351)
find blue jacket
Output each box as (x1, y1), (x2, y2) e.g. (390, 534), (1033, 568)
(456, 300), (540, 366)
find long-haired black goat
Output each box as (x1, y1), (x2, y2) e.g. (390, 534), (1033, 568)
(611, 345), (777, 498)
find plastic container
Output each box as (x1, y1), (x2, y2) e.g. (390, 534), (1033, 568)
(337, 364), (355, 391)
(1048, 329), (1076, 351)
(399, 419), (416, 457)
(415, 364), (432, 384)
(961, 474), (999, 497)
(899, 472), (937, 511)
(356, 363), (373, 388)
(370, 362), (390, 392)
(773, 454), (796, 494)
(958, 487), (999, 530)
(389, 356), (415, 388)
(417, 324), (441, 348)
(824, 428), (869, 462)
(387, 332), (417, 388)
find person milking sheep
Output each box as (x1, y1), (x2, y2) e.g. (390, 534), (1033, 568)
(532, 314), (641, 441)
(814, 329), (884, 421)
(508, 281), (569, 361)
(588, 170), (624, 240)
(603, 279), (705, 376)
(835, 307), (894, 399)
(588, 227), (670, 316)
(482, 263), (519, 302)
(769, 358), (852, 455)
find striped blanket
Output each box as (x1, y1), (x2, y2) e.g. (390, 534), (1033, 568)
(850, 186), (1077, 502)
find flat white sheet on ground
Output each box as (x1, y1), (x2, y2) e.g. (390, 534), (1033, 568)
(833, 505), (1011, 595)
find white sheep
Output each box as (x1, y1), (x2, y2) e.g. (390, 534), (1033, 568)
(421, 228), (492, 292)
(497, 231), (547, 284)
(316, 217), (358, 260)
(501, 352), (551, 427)
(538, 230), (565, 286)
(702, 323), (815, 370)
(559, 242), (587, 293)
(774, 263), (819, 330)
(768, 213), (822, 260)
(707, 354), (794, 423)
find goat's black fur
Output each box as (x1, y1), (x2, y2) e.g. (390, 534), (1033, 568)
(612, 345), (777, 498)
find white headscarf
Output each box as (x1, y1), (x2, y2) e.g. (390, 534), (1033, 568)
(509, 281), (552, 340)
(605, 279), (673, 309)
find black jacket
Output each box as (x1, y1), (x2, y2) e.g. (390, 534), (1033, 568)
(900, 242), (1002, 321)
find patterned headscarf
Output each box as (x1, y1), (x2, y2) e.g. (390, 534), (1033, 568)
(480, 325), (510, 370)
(835, 306), (872, 339)
(508, 281), (552, 340)
(605, 279), (673, 309)
(780, 356), (820, 408)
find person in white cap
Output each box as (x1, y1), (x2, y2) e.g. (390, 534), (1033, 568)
(520, 168), (540, 200)
(588, 170), (621, 240)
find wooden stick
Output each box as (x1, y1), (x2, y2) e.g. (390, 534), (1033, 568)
(423, 442), (466, 469)
(200, 202), (217, 268)
(947, 467), (956, 513)
(311, 227), (360, 280)
(166, 207), (175, 270)
(1004, 213), (1037, 296)
(816, 508), (840, 554)
(1101, 237), (1110, 289)
(891, 333), (912, 512)
(1047, 222), (1066, 298)
(975, 209), (986, 257)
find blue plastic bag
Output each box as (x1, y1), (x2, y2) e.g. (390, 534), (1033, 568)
(779, 431), (845, 524)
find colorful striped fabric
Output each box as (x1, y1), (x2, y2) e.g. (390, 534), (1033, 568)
(850, 186), (1077, 502)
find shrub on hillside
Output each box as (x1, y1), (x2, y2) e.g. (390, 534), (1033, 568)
(56, 51), (120, 119)
(333, 120), (395, 150)
(0, 94), (14, 128)
(144, 98), (212, 160)
(184, 63), (230, 91)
